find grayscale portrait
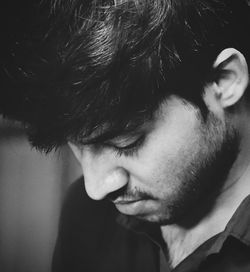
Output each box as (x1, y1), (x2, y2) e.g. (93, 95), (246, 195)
(1, 1), (250, 272)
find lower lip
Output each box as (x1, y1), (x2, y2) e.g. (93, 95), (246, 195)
(114, 200), (149, 216)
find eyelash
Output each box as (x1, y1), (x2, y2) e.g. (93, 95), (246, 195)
(113, 144), (140, 157)
(106, 136), (145, 157)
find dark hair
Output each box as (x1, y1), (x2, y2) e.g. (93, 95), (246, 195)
(6, 0), (250, 152)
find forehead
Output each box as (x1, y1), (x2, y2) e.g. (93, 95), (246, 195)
(71, 95), (201, 151)
(80, 121), (152, 145)
(80, 96), (187, 144)
(76, 107), (166, 146)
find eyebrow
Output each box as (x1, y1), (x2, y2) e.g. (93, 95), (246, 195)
(73, 112), (156, 147)
(76, 121), (149, 147)
(83, 130), (142, 146)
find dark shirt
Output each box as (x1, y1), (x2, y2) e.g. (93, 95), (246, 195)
(52, 177), (250, 272)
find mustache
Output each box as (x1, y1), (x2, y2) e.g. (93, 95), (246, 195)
(107, 186), (155, 203)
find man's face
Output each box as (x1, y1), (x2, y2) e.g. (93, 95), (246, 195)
(70, 94), (238, 225)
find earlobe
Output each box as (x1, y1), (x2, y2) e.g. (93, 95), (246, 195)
(212, 48), (249, 108)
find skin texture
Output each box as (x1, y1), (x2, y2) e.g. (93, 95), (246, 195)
(70, 94), (238, 225)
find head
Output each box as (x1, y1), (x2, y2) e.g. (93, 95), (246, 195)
(12, 0), (250, 224)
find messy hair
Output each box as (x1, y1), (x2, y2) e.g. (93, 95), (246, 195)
(4, 0), (250, 152)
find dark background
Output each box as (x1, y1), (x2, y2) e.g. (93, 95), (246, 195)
(0, 2), (82, 271)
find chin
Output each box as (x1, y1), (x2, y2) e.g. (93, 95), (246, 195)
(136, 211), (174, 225)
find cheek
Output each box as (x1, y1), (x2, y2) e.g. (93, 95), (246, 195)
(129, 145), (185, 194)
(129, 128), (203, 195)
(126, 100), (203, 192)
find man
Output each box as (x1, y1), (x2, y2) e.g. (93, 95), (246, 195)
(11, 0), (250, 271)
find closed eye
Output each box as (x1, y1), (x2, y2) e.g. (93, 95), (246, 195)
(104, 135), (145, 157)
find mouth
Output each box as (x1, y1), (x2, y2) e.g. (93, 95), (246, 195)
(113, 199), (142, 205)
(113, 199), (149, 216)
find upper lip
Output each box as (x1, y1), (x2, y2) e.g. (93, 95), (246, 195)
(113, 199), (142, 205)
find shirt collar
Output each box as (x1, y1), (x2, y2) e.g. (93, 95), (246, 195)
(207, 194), (250, 255)
(225, 194), (250, 244)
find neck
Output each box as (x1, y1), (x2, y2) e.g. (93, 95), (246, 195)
(161, 122), (250, 268)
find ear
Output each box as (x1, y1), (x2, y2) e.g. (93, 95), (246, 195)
(212, 48), (249, 108)
(68, 142), (82, 163)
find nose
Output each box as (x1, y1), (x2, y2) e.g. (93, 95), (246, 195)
(84, 167), (129, 200)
